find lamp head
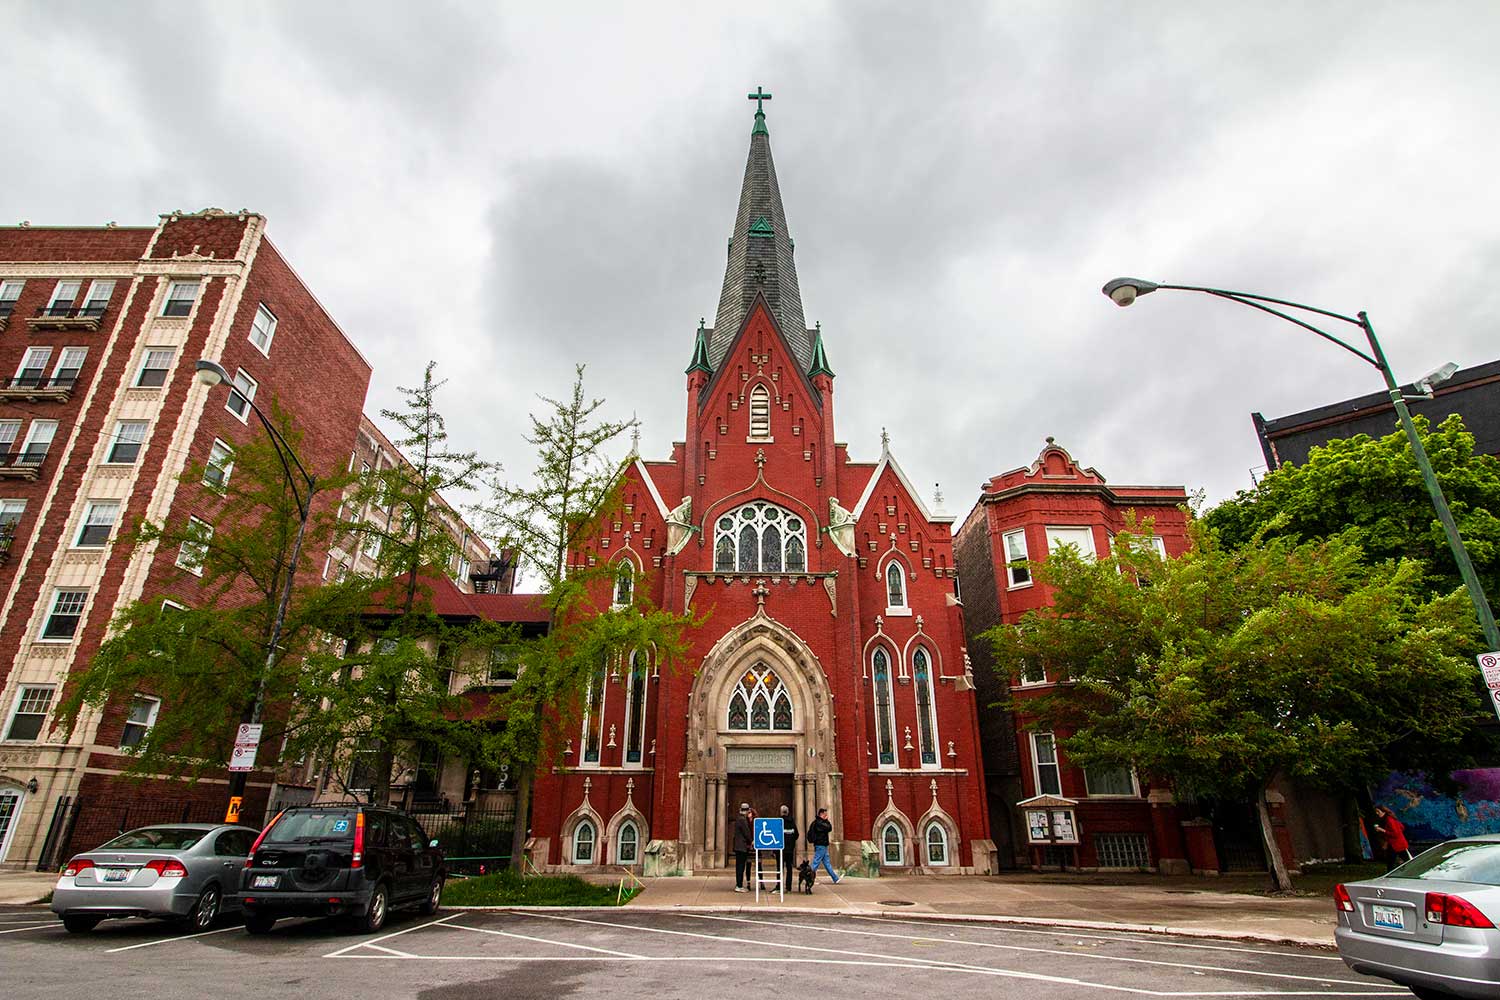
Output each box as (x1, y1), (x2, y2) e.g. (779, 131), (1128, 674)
(1102, 277), (1160, 307)
(194, 359), (230, 387)
(1414, 361), (1459, 397)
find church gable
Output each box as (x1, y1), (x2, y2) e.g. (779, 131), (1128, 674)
(851, 461), (954, 583)
(697, 294), (821, 417)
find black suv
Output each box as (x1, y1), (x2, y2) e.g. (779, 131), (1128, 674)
(236, 805), (444, 934)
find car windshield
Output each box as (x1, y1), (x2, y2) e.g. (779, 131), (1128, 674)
(265, 810), (357, 844)
(97, 828), (207, 851)
(1389, 841), (1500, 885)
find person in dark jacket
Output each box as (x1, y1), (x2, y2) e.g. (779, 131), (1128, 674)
(780, 804), (799, 891)
(806, 807), (840, 884)
(732, 802), (753, 892)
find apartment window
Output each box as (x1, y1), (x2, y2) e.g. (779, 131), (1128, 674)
(16, 347), (51, 388)
(135, 348), (175, 388)
(41, 589), (88, 640)
(1017, 658), (1046, 687)
(204, 439), (233, 490)
(46, 280), (80, 315)
(176, 517), (212, 574)
(1003, 529), (1031, 587)
(52, 347), (87, 386)
(1032, 731), (1062, 796)
(81, 280), (115, 316)
(19, 421), (57, 464)
(106, 421), (148, 464)
(748, 384), (771, 439)
(0, 500), (24, 532)
(161, 280), (199, 318)
(1084, 764), (1139, 798)
(248, 303), (277, 355)
(0, 421), (18, 458)
(75, 500), (120, 547)
(1045, 526), (1096, 561)
(361, 534), (381, 560)
(0, 280), (23, 317)
(119, 695), (160, 749)
(225, 369), (257, 421)
(5, 686), (55, 741)
(455, 554), (471, 583)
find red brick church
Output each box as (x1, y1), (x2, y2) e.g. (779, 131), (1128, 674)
(529, 93), (996, 874)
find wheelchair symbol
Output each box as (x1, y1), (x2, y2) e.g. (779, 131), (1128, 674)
(758, 827), (780, 847)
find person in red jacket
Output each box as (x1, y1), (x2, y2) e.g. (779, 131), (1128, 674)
(1373, 805), (1411, 871)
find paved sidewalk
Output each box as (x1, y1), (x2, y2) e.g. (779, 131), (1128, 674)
(621, 871), (1337, 947)
(0, 871), (57, 905)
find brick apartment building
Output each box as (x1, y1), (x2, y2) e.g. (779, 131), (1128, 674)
(0, 210), (502, 870)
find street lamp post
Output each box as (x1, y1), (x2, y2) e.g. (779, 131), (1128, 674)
(1100, 278), (1499, 652)
(194, 360), (317, 816)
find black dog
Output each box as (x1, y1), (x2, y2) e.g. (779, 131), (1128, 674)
(797, 860), (815, 894)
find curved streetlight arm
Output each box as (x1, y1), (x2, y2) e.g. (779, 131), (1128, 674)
(1152, 284), (1380, 370)
(243, 395), (316, 518)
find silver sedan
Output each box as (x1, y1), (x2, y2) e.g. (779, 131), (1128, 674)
(1336, 835), (1500, 999)
(50, 823), (259, 933)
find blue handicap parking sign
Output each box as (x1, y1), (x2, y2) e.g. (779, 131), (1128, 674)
(753, 817), (784, 850)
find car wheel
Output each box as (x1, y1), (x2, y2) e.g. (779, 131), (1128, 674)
(189, 884), (221, 931)
(243, 914), (277, 935)
(419, 877), (444, 915)
(354, 884), (388, 934)
(62, 915), (100, 934)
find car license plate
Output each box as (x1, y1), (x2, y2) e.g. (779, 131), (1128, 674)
(102, 868), (129, 882)
(252, 874), (279, 889)
(1372, 903), (1405, 930)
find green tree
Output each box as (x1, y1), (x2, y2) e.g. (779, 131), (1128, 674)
(58, 410), (369, 779)
(300, 362), (500, 806)
(1208, 414), (1500, 609)
(484, 365), (694, 870)
(987, 521), (1485, 890)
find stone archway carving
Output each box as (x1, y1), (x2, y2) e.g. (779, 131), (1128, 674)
(679, 606), (842, 869)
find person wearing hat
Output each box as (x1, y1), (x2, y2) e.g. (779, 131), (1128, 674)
(732, 802), (753, 892)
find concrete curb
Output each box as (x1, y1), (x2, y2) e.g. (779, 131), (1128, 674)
(443, 902), (1336, 950)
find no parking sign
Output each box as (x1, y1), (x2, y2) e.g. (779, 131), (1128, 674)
(1479, 652), (1500, 723)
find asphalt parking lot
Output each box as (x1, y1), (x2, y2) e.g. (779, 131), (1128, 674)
(0, 903), (1406, 999)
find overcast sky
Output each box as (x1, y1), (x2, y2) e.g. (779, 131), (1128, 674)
(5, 1), (1498, 528)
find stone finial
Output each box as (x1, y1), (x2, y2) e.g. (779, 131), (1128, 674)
(903, 726), (914, 752)
(947, 740), (957, 760)
(607, 724), (617, 748)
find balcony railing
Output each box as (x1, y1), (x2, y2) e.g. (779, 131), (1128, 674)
(0, 304), (14, 332)
(26, 303), (107, 332)
(0, 450), (48, 481)
(469, 555), (515, 594)
(0, 375), (76, 403)
(0, 523), (14, 563)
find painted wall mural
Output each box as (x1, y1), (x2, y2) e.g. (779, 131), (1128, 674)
(1377, 768), (1500, 842)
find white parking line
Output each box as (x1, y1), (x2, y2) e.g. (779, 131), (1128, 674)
(854, 913), (1344, 962)
(322, 913), (456, 959)
(0, 922), (55, 935)
(104, 925), (242, 953)
(516, 912), (1386, 996)
(691, 913), (1396, 990)
(362, 943), (417, 958)
(437, 920), (645, 958)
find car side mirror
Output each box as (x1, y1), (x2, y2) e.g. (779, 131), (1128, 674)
(429, 839), (439, 848)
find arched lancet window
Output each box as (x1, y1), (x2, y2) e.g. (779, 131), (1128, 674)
(613, 561), (634, 607)
(749, 384), (771, 439)
(882, 822), (904, 866)
(617, 821), (639, 864)
(886, 561), (906, 608)
(714, 502), (806, 573)
(726, 662), (793, 731)
(925, 822), (949, 866)
(581, 657), (606, 765)
(623, 651), (648, 764)
(872, 648), (896, 766)
(573, 820), (596, 864)
(913, 647), (937, 766)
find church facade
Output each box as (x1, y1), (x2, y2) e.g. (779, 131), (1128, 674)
(528, 96), (996, 874)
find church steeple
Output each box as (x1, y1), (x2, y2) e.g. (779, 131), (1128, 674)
(708, 87), (811, 371)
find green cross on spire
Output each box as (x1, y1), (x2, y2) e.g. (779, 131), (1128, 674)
(748, 86), (772, 114)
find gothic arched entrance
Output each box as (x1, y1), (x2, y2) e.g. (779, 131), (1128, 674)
(678, 608), (840, 869)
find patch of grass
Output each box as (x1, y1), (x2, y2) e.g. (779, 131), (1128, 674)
(441, 870), (640, 907)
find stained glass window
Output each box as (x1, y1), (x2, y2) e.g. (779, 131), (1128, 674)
(914, 648), (936, 765)
(883, 822), (903, 865)
(886, 561), (906, 607)
(873, 649), (895, 766)
(714, 502), (808, 573)
(725, 663), (792, 731)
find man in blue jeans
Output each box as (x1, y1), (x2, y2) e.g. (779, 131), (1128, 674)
(807, 807), (840, 884)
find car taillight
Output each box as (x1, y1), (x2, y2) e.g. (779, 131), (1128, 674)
(351, 811), (365, 869)
(62, 858), (94, 877)
(1425, 891), (1495, 928)
(1333, 884), (1354, 913)
(145, 859), (189, 878)
(245, 810), (284, 868)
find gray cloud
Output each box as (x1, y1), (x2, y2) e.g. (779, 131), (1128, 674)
(3, 1), (1497, 529)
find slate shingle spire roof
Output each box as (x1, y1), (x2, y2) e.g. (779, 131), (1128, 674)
(707, 97), (811, 372)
